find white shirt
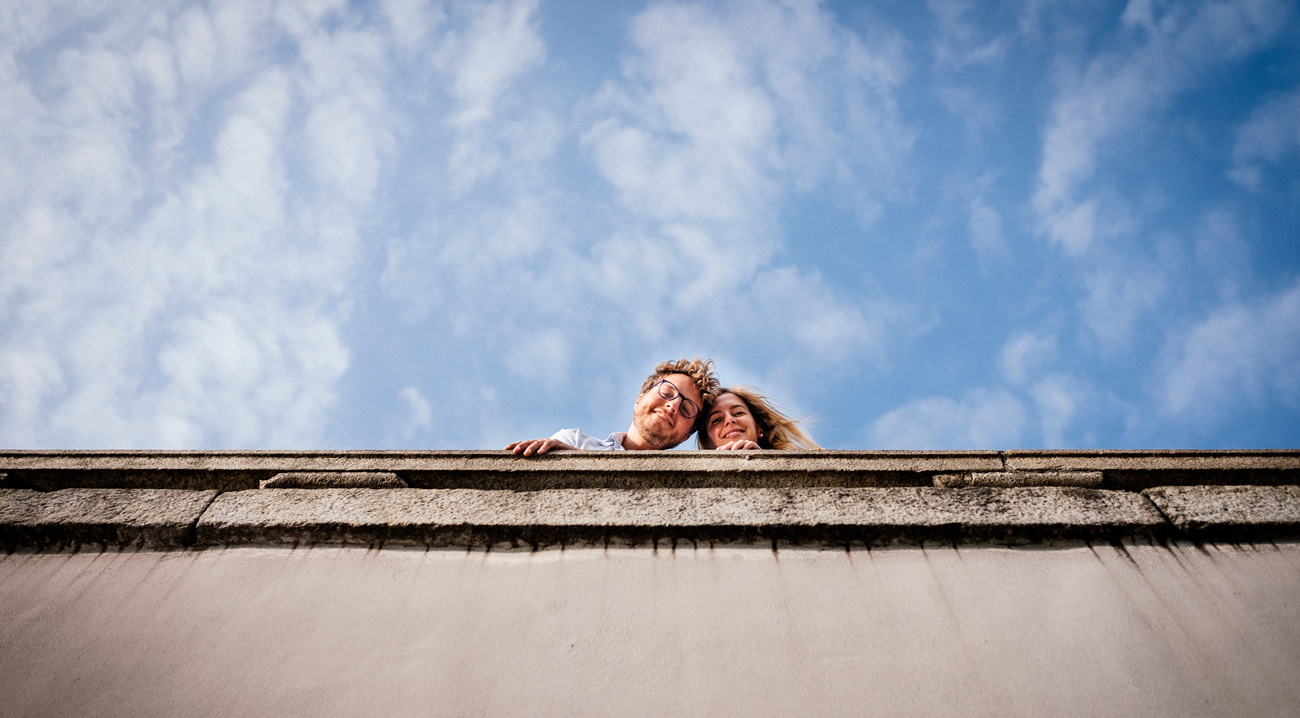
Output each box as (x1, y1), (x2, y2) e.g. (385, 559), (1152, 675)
(549, 428), (626, 451)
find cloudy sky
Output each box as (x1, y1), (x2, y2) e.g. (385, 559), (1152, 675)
(2, 0), (1298, 450)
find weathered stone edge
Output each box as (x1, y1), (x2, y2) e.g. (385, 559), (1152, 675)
(5, 484), (1298, 551)
(192, 487), (1167, 548)
(934, 471), (1104, 488)
(1142, 485), (1300, 541)
(3, 450), (1298, 491)
(261, 472), (410, 489)
(0, 489), (218, 550)
(6, 448), (1296, 467)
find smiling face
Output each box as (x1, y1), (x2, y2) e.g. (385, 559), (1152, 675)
(704, 392), (760, 448)
(630, 373), (704, 449)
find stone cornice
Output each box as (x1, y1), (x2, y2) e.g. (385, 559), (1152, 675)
(2, 449), (1298, 490)
(1, 450), (1298, 550)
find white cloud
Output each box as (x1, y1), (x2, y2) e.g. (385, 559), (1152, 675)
(1161, 279), (1300, 421)
(1080, 261), (1168, 355)
(998, 332), (1057, 386)
(937, 86), (1001, 143)
(869, 371), (1090, 449)
(1022, 2), (1290, 355)
(584, 4), (778, 224)
(1033, 0), (1289, 253)
(751, 266), (884, 362)
(1228, 84), (1300, 191)
(928, 0), (1010, 70)
(504, 329), (572, 382)
(398, 386), (433, 439)
(869, 389), (1028, 449)
(1032, 375), (1081, 447)
(382, 0), (445, 51)
(968, 197), (1008, 263)
(297, 27), (395, 205)
(0, 3), (404, 447)
(1194, 210), (1251, 299)
(380, 0), (914, 439)
(575, 0), (910, 360)
(1121, 0), (1157, 31)
(429, 0), (551, 195)
(585, 0), (912, 228)
(440, 0), (544, 129)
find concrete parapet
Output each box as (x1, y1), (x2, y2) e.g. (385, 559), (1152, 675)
(260, 472), (409, 489)
(1143, 485), (1300, 541)
(0, 450), (1005, 490)
(4, 449), (1299, 491)
(193, 487), (1165, 548)
(1, 451), (1298, 550)
(933, 471), (1103, 488)
(0, 488), (217, 549)
(1006, 450), (1300, 489)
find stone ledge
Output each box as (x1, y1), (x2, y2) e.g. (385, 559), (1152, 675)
(1007, 450), (1300, 490)
(260, 472), (409, 489)
(0, 489), (218, 549)
(1143, 485), (1300, 541)
(4, 450), (1299, 491)
(1007, 449), (1300, 470)
(933, 471), (1103, 488)
(194, 487), (1166, 548)
(0, 450), (1004, 490)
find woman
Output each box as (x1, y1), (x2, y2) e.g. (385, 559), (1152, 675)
(698, 386), (821, 450)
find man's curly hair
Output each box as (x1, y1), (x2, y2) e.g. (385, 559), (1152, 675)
(639, 357), (721, 428)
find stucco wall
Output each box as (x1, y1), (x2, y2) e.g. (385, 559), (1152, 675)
(2, 542), (1298, 717)
(3, 450), (1299, 716)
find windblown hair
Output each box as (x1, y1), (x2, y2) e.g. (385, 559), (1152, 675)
(639, 358), (721, 427)
(697, 385), (821, 451)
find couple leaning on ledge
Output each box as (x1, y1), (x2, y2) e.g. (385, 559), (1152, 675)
(506, 358), (820, 455)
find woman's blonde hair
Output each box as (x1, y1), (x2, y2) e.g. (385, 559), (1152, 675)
(697, 386), (821, 450)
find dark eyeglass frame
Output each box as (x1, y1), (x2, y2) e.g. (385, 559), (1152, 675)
(656, 379), (700, 419)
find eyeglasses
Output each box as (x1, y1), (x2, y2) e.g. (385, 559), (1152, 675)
(656, 379), (700, 419)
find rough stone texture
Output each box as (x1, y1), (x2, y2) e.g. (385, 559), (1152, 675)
(195, 486), (1165, 547)
(1144, 485), (1300, 540)
(0, 488), (218, 549)
(1007, 450), (1300, 470)
(1007, 450), (1300, 489)
(4, 449), (1298, 491)
(0, 450), (1003, 490)
(933, 471), (1103, 488)
(261, 471), (409, 489)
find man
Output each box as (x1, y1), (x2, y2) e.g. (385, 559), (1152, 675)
(506, 358), (720, 454)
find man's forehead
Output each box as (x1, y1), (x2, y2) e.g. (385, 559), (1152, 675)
(662, 373), (702, 398)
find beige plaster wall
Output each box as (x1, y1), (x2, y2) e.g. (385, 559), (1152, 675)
(2, 542), (1298, 717)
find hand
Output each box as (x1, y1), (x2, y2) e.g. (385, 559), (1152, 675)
(714, 440), (761, 450)
(504, 439), (576, 456)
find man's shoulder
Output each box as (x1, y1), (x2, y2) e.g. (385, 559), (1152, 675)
(550, 428), (626, 451)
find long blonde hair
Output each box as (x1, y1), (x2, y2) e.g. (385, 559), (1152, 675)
(698, 386), (821, 450)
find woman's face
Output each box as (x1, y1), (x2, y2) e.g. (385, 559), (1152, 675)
(705, 393), (760, 447)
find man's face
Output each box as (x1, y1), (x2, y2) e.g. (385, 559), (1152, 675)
(631, 373), (704, 449)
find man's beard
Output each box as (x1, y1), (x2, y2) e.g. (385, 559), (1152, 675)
(632, 404), (682, 449)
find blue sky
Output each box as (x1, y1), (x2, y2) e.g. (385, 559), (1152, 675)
(2, 0), (1298, 450)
